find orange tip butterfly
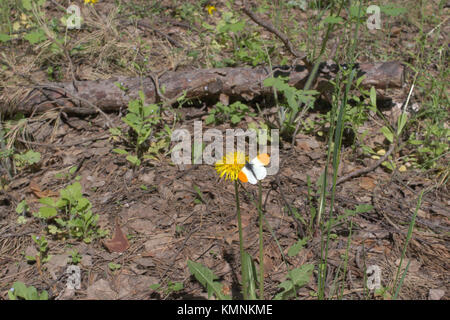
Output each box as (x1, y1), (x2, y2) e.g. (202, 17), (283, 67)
(238, 153), (270, 184)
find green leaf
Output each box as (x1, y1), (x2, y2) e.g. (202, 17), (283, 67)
(39, 290), (48, 300)
(11, 281), (28, 299)
(0, 33), (11, 42)
(242, 251), (257, 300)
(60, 182), (83, 204)
(38, 206), (58, 219)
(397, 113), (408, 135)
(113, 148), (129, 155)
(289, 264), (314, 286)
(205, 114), (215, 125)
(380, 5), (407, 17)
(149, 283), (161, 291)
(22, 0), (32, 10)
(230, 114), (241, 124)
(16, 200), (28, 214)
(69, 166), (78, 175)
(349, 5), (366, 18)
(380, 126), (394, 143)
(355, 204), (374, 213)
(108, 262), (121, 271)
(22, 150), (41, 164)
(275, 264), (314, 299)
(138, 90), (146, 103)
(187, 260), (231, 300)
(109, 127), (122, 136)
(288, 238), (308, 257)
(168, 281), (184, 292)
(408, 139), (422, 146)
(48, 225), (60, 235)
(24, 30), (47, 44)
(126, 155), (141, 166)
(127, 100), (141, 114)
(39, 197), (55, 207)
(322, 16), (344, 24)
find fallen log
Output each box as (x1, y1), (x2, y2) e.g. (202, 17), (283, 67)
(2, 61), (404, 116)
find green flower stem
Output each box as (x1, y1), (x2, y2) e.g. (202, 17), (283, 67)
(257, 180), (264, 299)
(234, 180), (248, 300)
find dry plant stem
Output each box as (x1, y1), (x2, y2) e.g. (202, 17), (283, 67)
(332, 142), (398, 188)
(242, 0), (307, 61)
(234, 180), (248, 300)
(17, 134), (109, 149)
(135, 20), (184, 48)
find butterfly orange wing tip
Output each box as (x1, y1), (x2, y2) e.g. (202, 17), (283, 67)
(238, 171), (248, 183)
(257, 153), (270, 166)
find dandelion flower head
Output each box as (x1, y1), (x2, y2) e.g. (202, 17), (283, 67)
(215, 151), (247, 181)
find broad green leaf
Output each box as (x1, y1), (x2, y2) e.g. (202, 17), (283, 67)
(205, 114), (215, 125)
(127, 100), (141, 115)
(288, 238), (308, 257)
(397, 113), (408, 135)
(24, 30), (47, 44)
(230, 114), (241, 124)
(380, 126), (394, 143)
(187, 260), (231, 300)
(38, 206), (58, 219)
(0, 33), (11, 42)
(289, 264), (314, 287)
(149, 284), (161, 291)
(22, 0), (32, 10)
(126, 155), (141, 166)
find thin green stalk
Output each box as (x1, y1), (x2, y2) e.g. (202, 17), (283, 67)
(257, 180), (264, 299)
(393, 190), (424, 299)
(234, 180), (248, 300)
(238, 181), (290, 274)
(318, 0), (363, 299)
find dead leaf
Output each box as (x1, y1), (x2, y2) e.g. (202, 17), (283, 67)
(86, 279), (116, 300)
(29, 180), (59, 199)
(359, 177), (376, 191)
(47, 254), (69, 280)
(103, 218), (130, 253)
(128, 219), (155, 234)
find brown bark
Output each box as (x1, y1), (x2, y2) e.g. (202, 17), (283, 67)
(2, 61), (404, 116)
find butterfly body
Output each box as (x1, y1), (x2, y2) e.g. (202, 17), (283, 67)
(238, 154), (270, 184)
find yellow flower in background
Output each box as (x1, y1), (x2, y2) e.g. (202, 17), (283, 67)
(215, 151), (247, 181)
(84, 0), (98, 4)
(206, 5), (217, 16)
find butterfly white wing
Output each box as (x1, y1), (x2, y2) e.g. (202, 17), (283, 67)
(241, 166), (258, 184)
(252, 164), (267, 181)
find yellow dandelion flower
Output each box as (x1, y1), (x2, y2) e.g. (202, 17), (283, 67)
(84, 0), (98, 5)
(215, 151), (247, 181)
(206, 5), (217, 16)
